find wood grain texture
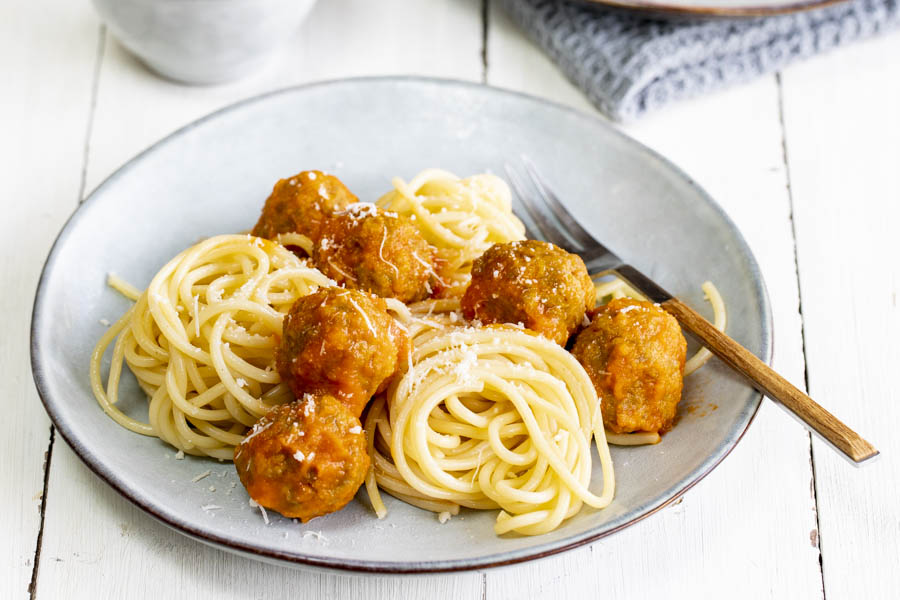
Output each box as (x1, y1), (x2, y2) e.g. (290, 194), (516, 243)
(659, 296), (877, 463)
(0, 3), (100, 598)
(779, 30), (900, 600)
(486, 4), (824, 598)
(35, 1), (486, 598)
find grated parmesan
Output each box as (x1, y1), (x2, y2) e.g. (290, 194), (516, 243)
(302, 395), (315, 417)
(326, 258), (357, 283)
(378, 225), (400, 277)
(191, 470), (211, 482)
(243, 419), (273, 443)
(249, 499), (269, 524)
(618, 304), (644, 314)
(340, 202), (379, 219)
(343, 293), (378, 338)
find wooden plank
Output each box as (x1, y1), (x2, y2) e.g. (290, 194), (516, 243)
(0, 2), (100, 598)
(36, 1), (485, 598)
(779, 30), (900, 600)
(485, 5), (823, 598)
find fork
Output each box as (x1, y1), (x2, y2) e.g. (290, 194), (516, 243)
(505, 158), (878, 465)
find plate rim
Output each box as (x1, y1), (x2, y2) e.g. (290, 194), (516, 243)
(574, 0), (848, 18)
(30, 75), (773, 574)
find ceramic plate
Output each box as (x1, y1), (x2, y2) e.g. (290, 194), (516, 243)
(31, 77), (771, 574)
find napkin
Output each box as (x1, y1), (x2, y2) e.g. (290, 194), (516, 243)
(498, 0), (900, 120)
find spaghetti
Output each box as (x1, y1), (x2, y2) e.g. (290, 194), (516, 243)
(364, 299), (615, 536)
(377, 169), (526, 297)
(90, 234), (334, 459)
(89, 168), (726, 537)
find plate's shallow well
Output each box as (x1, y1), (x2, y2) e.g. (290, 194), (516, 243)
(32, 77), (770, 574)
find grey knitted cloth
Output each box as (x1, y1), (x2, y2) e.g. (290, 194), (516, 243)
(499, 0), (900, 120)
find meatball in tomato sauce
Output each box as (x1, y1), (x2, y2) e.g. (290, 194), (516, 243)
(234, 394), (369, 522)
(461, 240), (594, 345)
(313, 203), (435, 303)
(276, 287), (407, 417)
(572, 298), (687, 435)
(252, 170), (357, 243)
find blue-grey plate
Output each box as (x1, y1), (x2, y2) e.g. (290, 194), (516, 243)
(31, 77), (771, 574)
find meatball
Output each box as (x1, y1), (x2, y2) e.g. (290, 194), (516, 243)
(251, 170), (357, 243)
(313, 203), (435, 303)
(276, 287), (407, 417)
(571, 298), (687, 434)
(460, 240), (594, 345)
(234, 394), (369, 522)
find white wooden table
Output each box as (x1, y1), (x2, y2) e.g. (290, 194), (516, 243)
(4, 1), (898, 598)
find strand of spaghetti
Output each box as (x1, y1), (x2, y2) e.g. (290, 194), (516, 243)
(684, 281), (727, 376)
(274, 232), (314, 256)
(363, 397), (388, 519)
(107, 273), (141, 301)
(605, 431), (661, 446)
(90, 307), (155, 434)
(130, 293), (168, 362)
(593, 276), (647, 302)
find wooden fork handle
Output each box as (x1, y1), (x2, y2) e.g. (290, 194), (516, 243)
(661, 297), (879, 464)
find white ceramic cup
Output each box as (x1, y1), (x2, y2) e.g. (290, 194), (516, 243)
(92, 0), (318, 85)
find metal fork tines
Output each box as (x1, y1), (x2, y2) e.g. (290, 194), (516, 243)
(506, 157), (672, 304)
(505, 157), (622, 272)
